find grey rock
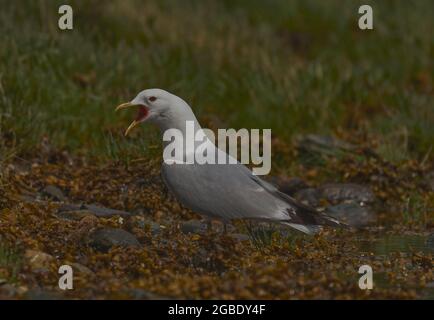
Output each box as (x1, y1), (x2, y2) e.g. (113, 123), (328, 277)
(294, 188), (322, 207)
(56, 210), (94, 221)
(89, 228), (140, 252)
(320, 183), (375, 204)
(141, 221), (162, 236)
(41, 185), (66, 202)
(325, 202), (376, 227)
(267, 176), (309, 196)
(180, 220), (208, 235)
(296, 134), (356, 157)
(69, 263), (95, 276)
(57, 203), (132, 219)
(82, 204), (132, 217)
(25, 250), (55, 270)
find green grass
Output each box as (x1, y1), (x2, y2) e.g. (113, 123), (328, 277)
(0, 0), (433, 165)
(0, 242), (22, 283)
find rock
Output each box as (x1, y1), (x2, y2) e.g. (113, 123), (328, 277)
(41, 185), (66, 202)
(56, 210), (94, 221)
(294, 188), (322, 207)
(180, 220), (208, 235)
(267, 176), (309, 196)
(89, 228), (140, 252)
(69, 263), (95, 277)
(57, 203), (132, 219)
(325, 202), (376, 227)
(296, 134), (356, 157)
(138, 220), (162, 236)
(83, 204), (132, 217)
(25, 250), (55, 271)
(320, 183), (375, 204)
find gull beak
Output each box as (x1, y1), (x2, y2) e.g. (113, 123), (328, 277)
(115, 102), (134, 112)
(115, 101), (149, 136)
(124, 120), (140, 136)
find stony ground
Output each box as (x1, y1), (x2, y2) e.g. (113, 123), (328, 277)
(0, 136), (432, 299)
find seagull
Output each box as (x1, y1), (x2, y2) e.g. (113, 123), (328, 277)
(116, 89), (343, 234)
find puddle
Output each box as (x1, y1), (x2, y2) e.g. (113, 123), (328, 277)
(357, 235), (433, 299)
(358, 235), (432, 256)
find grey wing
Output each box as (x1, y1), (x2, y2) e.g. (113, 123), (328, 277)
(161, 162), (295, 222)
(162, 162), (344, 230)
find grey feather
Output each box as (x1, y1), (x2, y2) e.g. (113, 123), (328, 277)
(162, 160), (343, 234)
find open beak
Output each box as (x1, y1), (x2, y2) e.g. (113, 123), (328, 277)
(115, 102), (134, 112)
(115, 102), (150, 136)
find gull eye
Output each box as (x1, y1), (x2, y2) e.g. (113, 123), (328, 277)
(149, 96), (157, 102)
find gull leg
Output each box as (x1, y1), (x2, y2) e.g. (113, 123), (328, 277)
(223, 222), (227, 234)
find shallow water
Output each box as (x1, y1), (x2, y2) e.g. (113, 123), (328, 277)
(358, 235), (433, 256)
(357, 235), (433, 299)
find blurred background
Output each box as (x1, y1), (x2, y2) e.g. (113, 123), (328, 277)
(0, 0), (433, 300)
(0, 0), (433, 165)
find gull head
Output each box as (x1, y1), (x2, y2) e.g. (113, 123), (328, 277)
(115, 88), (192, 136)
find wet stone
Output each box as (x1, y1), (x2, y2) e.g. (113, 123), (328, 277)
(320, 183), (376, 204)
(56, 210), (94, 221)
(57, 203), (132, 219)
(89, 228), (140, 252)
(140, 221), (162, 236)
(267, 176), (309, 196)
(180, 220), (208, 235)
(294, 188), (322, 207)
(296, 134), (356, 157)
(25, 250), (55, 271)
(69, 263), (95, 277)
(325, 202), (376, 227)
(41, 185), (66, 202)
(81, 204), (132, 217)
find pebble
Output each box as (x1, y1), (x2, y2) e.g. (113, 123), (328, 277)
(57, 203), (132, 220)
(320, 183), (376, 204)
(41, 185), (66, 202)
(89, 228), (140, 252)
(180, 220), (208, 235)
(24, 250), (55, 271)
(325, 202), (376, 227)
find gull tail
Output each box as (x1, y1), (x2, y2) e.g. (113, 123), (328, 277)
(280, 222), (323, 235)
(249, 174), (347, 235)
(280, 195), (348, 235)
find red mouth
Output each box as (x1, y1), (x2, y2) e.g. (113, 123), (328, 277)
(135, 105), (149, 122)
